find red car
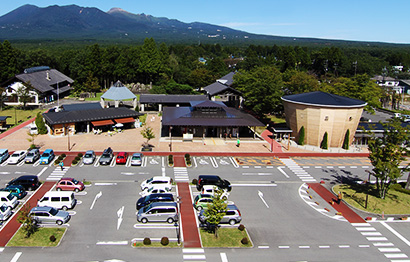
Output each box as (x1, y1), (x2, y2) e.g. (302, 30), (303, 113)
(116, 152), (128, 164)
(56, 178), (84, 192)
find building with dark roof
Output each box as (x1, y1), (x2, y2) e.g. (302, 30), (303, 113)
(282, 91), (367, 148)
(203, 72), (243, 108)
(42, 102), (143, 136)
(2, 66), (73, 105)
(162, 100), (264, 138)
(139, 94), (208, 112)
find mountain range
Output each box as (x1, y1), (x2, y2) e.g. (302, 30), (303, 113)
(0, 4), (399, 46)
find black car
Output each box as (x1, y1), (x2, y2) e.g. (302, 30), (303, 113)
(7, 175), (41, 191)
(196, 175), (231, 192)
(136, 193), (174, 210)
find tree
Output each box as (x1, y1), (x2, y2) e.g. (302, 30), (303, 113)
(35, 112), (48, 135)
(140, 125), (155, 148)
(83, 72), (100, 96)
(342, 129), (350, 150)
(27, 131), (38, 149)
(367, 118), (409, 198)
(0, 86), (6, 111)
(17, 204), (38, 238)
(17, 81), (35, 109)
(203, 190), (228, 238)
(298, 126), (305, 145)
(320, 132), (328, 149)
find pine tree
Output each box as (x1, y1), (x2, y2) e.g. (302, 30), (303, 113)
(342, 129), (350, 150)
(298, 126), (305, 145)
(320, 132), (328, 149)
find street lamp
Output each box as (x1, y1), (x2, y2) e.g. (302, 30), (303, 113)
(169, 126), (173, 152)
(175, 196), (182, 245)
(364, 170), (372, 209)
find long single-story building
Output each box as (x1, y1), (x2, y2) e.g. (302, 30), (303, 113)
(139, 94), (208, 112)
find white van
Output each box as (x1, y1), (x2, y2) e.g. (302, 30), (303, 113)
(29, 123), (38, 135)
(0, 191), (18, 209)
(37, 191), (76, 211)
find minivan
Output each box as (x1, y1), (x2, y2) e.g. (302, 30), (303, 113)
(40, 149), (55, 165)
(136, 193), (174, 210)
(7, 175), (41, 191)
(0, 191), (18, 209)
(29, 206), (70, 225)
(25, 148), (40, 163)
(137, 202), (178, 224)
(37, 191), (76, 211)
(99, 147), (114, 165)
(196, 175), (231, 192)
(0, 149), (9, 164)
(140, 176), (173, 191)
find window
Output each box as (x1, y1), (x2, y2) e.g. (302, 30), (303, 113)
(324, 116), (329, 121)
(349, 117), (353, 121)
(62, 197), (69, 201)
(41, 197), (49, 202)
(51, 197), (60, 202)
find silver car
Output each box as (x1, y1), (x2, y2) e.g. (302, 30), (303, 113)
(198, 204), (242, 225)
(25, 149), (40, 163)
(29, 206), (70, 225)
(137, 202), (178, 224)
(83, 150), (96, 165)
(130, 153), (143, 166)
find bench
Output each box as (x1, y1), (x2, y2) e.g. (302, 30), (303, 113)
(183, 133), (193, 142)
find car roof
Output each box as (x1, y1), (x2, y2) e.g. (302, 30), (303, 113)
(12, 150), (25, 154)
(28, 148), (39, 152)
(59, 177), (75, 181)
(227, 204), (239, 210)
(5, 185), (24, 189)
(85, 150), (95, 154)
(43, 149), (53, 153)
(132, 153), (143, 156)
(0, 149), (8, 153)
(31, 206), (54, 212)
(149, 202), (177, 208)
(16, 175), (38, 179)
(199, 175), (220, 179)
(151, 176), (171, 180)
(147, 193), (173, 198)
(117, 152), (127, 155)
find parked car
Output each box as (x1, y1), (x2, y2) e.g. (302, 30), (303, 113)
(7, 175), (41, 191)
(29, 206), (70, 225)
(29, 123), (38, 135)
(0, 185), (27, 199)
(37, 191), (76, 211)
(201, 185), (229, 200)
(193, 194), (214, 211)
(116, 152), (128, 164)
(136, 193), (174, 210)
(137, 202), (178, 224)
(0, 204), (12, 221)
(0, 149), (9, 164)
(196, 175), (231, 192)
(131, 153), (143, 166)
(140, 176), (173, 191)
(99, 147), (114, 165)
(24, 148), (40, 163)
(56, 178), (84, 192)
(39, 149), (55, 165)
(82, 150), (96, 165)
(198, 204), (242, 225)
(8, 150), (27, 164)
(139, 184), (172, 197)
(0, 191), (18, 209)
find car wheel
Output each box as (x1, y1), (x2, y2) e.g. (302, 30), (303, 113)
(196, 206), (203, 211)
(141, 218), (148, 224)
(56, 220), (63, 226)
(229, 219), (236, 225)
(167, 218), (174, 224)
(74, 188), (80, 193)
(56, 187), (62, 191)
(62, 206), (68, 211)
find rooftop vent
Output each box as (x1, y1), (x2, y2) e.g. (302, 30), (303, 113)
(24, 66), (50, 74)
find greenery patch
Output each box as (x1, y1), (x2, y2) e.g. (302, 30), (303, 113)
(7, 227), (66, 247)
(200, 227), (252, 247)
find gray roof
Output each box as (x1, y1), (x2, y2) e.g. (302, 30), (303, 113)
(162, 101), (264, 127)
(217, 72), (235, 86)
(43, 107), (142, 125)
(282, 91), (367, 108)
(139, 94), (208, 104)
(15, 68), (73, 94)
(101, 81), (136, 101)
(0, 116), (10, 121)
(62, 102), (102, 112)
(203, 82), (242, 96)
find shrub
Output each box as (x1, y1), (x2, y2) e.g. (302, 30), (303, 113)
(72, 159), (78, 165)
(58, 155), (64, 161)
(298, 126), (305, 145)
(342, 129), (350, 150)
(320, 132), (328, 149)
(192, 179), (198, 185)
(241, 237), (249, 245)
(161, 237), (169, 246)
(54, 159), (60, 165)
(61, 153), (66, 158)
(391, 183), (410, 195)
(77, 153), (83, 157)
(143, 237), (151, 245)
(238, 224), (245, 231)
(168, 155), (174, 165)
(49, 235), (56, 242)
(29, 144), (36, 150)
(74, 156), (81, 161)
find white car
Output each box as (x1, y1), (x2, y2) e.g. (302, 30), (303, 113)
(201, 185), (229, 200)
(8, 150), (27, 165)
(0, 204), (12, 221)
(139, 184), (172, 197)
(140, 176), (173, 191)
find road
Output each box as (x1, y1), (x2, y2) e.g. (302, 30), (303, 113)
(0, 156), (409, 262)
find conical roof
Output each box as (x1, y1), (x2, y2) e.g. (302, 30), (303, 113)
(101, 81), (136, 100)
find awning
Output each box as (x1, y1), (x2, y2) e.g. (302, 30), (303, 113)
(91, 120), (114, 127)
(114, 117), (135, 124)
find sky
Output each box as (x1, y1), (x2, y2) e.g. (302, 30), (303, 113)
(1, 1), (410, 44)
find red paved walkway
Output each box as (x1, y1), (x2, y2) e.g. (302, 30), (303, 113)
(177, 182), (201, 248)
(173, 155), (186, 167)
(307, 183), (366, 223)
(0, 117), (35, 140)
(261, 130), (283, 153)
(0, 181), (55, 246)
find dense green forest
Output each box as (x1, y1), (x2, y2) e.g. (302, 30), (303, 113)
(1, 38), (409, 115)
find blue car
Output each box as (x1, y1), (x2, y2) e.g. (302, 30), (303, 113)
(40, 149), (55, 165)
(0, 185), (27, 199)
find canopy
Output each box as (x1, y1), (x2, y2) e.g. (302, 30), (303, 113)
(91, 120), (114, 127)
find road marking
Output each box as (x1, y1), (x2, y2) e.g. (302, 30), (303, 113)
(373, 242), (394, 247)
(319, 245), (330, 248)
(361, 232), (382, 236)
(258, 190), (269, 208)
(121, 172), (135, 176)
(210, 157), (218, 168)
(242, 173), (273, 176)
(95, 183), (117, 186)
(117, 206), (124, 230)
(339, 245), (350, 248)
(133, 224), (176, 229)
(10, 252), (22, 262)
(0, 172), (10, 174)
(96, 241), (128, 245)
(358, 245), (370, 248)
(36, 167), (48, 178)
(230, 157), (239, 168)
(381, 221), (410, 246)
(183, 255), (206, 260)
(278, 246), (289, 249)
(384, 253), (408, 258)
(183, 248), (204, 253)
(258, 245), (270, 249)
(338, 166), (345, 168)
(299, 245), (310, 249)
(231, 184), (277, 187)
(356, 227), (376, 231)
(367, 237), (388, 241)
(379, 247), (402, 252)
(277, 167), (290, 178)
(220, 253), (228, 262)
(90, 191), (102, 210)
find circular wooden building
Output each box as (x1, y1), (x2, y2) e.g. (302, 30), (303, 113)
(281, 91), (367, 148)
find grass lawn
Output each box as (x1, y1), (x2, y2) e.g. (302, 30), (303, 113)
(133, 241), (179, 248)
(200, 227), (252, 247)
(0, 107), (43, 128)
(334, 184), (410, 215)
(7, 227), (66, 247)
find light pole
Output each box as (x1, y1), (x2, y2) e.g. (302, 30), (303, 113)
(175, 196), (181, 245)
(169, 126), (173, 152)
(364, 170), (372, 209)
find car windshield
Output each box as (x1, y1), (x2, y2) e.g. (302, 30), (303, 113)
(142, 203), (153, 212)
(102, 153), (110, 158)
(72, 179), (79, 184)
(84, 154), (93, 158)
(49, 208), (58, 216)
(42, 153), (50, 157)
(11, 153), (19, 157)
(132, 156), (141, 160)
(117, 156), (124, 159)
(146, 178), (153, 183)
(27, 153), (34, 157)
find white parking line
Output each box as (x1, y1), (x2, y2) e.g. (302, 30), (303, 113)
(10, 252), (22, 262)
(381, 221), (410, 246)
(96, 241), (128, 245)
(220, 253), (228, 262)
